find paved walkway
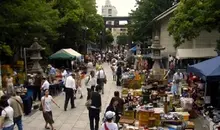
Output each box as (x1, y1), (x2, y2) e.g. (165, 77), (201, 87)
(18, 63), (119, 130)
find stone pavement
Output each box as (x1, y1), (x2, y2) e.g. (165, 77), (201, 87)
(17, 63), (119, 130)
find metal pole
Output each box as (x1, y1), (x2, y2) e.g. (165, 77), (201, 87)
(24, 48), (28, 80)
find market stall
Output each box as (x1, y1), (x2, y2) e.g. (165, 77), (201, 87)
(49, 48), (82, 60)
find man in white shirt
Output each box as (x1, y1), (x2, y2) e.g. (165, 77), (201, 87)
(61, 67), (68, 84)
(64, 73), (76, 111)
(41, 77), (50, 91)
(96, 67), (106, 94)
(173, 70), (184, 95)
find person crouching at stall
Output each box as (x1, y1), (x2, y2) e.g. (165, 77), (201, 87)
(41, 89), (59, 130)
(101, 111), (118, 130)
(106, 98), (120, 123)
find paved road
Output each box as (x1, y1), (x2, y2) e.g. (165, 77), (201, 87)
(18, 63), (119, 130)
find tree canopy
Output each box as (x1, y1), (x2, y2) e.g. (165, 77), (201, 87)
(117, 35), (129, 45)
(104, 30), (114, 46)
(168, 0), (220, 48)
(129, 0), (173, 42)
(0, 0), (107, 62)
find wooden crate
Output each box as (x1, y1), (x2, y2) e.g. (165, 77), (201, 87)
(123, 110), (135, 119)
(139, 120), (148, 127)
(153, 113), (161, 126)
(138, 111), (154, 121)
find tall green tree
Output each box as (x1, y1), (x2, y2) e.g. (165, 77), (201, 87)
(117, 35), (129, 45)
(129, 0), (173, 42)
(0, 0), (59, 54)
(52, 0), (104, 52)
(105, 30), (114, 45)
(168, 0), (220, 48)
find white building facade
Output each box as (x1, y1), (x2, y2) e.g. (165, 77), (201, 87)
(101, 0), (128, 45)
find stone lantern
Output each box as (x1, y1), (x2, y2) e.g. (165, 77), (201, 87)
(27, 37), (45, 73)
(151, 36), (165, 69)
(150, 36), (165, 80)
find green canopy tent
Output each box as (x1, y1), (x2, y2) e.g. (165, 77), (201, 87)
(49, 48), (82, 60)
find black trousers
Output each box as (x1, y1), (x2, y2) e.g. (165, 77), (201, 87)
(64, 88), (75, 110)
(89, 108), (100, 130)
(33, 86), (41, 101)
(116, 75), (121, 86)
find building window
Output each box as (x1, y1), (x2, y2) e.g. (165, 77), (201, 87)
(108, 21), (112, 25)
(108, 9), (112, 14)
(108, 15), (112, 17)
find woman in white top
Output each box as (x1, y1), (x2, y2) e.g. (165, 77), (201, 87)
(5, 73), (14, 95)
(101, 111), (118, 130)
(0, 95), (14, 130)
(41, 89), (60, 130)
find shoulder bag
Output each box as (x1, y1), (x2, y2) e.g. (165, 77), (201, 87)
(104, 123), (110, 130)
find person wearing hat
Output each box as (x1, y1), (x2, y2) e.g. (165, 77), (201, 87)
(101, 111), (118, 130)
(48, 64), (56, 83)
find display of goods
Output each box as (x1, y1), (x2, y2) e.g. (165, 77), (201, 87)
(17, 73), (25, 84)
(180, 97), (194, 111)
(129, 80), (141, 89)
(133, 90), (142, 96)
(17, 61), (24, 65)
(139, 120), (148, 127)
(1, 65), (13, 75)
(153, 113), (161, 126)
(122, 88), (129, 95)
(138, 111), (154, 121)
(123, 110), (135, 119)
(134, 73), (141, 80)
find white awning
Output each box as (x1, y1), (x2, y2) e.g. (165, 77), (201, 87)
(176, 48), (217, 59)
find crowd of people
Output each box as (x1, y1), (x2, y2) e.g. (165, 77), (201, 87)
(0, 50), (127, 130)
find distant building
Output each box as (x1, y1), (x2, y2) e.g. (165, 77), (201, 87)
(102, 0), (128, 45)
(152, 4), (219, 60)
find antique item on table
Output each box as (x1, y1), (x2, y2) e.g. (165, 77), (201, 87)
(142, 85), (152, 105)
(125, 92), (133, 104)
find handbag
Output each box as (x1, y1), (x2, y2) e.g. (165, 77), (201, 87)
(85, 99), (92, 108)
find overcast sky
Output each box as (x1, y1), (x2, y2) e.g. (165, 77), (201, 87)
(96, 0), (137, 16)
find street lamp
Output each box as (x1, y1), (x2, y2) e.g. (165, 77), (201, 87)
(82, 26), (89, 54)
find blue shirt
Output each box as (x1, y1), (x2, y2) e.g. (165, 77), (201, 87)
(49, 67), (56, 75)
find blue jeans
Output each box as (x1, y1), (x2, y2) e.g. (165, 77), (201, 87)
(3, 125), (14, 130)
(14, 116), (23, 130)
